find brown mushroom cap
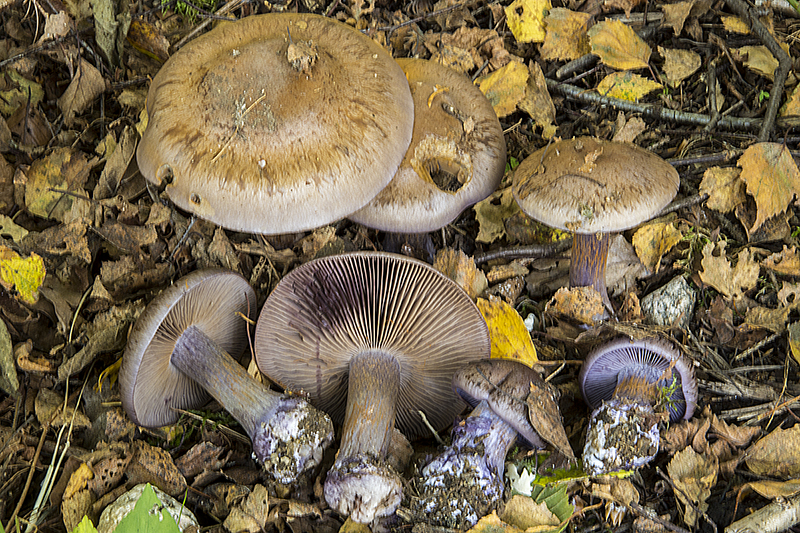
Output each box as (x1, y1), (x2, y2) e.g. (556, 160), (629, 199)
(120, 269), (255, 427)
(512, 137), (679, 234)
(349, 59), (506, 233)
(136, 13), (414, 234)
(253, 251), (491, 440)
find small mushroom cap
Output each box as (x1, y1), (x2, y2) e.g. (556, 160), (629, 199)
(350, 58), (506, 233)
(137, 13), (414, 234)
(120, 269), (256, 427)
(453, 359), (547, 449)
(254, 251), (491, 440)
(579, 337), (698, 421)
(512, 137), (679, 234)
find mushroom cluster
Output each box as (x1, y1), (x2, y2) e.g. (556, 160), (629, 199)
(579, 337), (698, 476)
(512, 137), (679, 314)
(254, 251), (491, 524)
(119, 269), (334, 485)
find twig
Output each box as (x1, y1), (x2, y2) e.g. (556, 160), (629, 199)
(173, 0), (243, 50)
(724, 0), (792, 141)
(656, 467), (718, 533)
(474, 238), (572, 265)
(628, 501), (691, 533)
(659, 193), (709, 216)
(732, 332), (782, 362)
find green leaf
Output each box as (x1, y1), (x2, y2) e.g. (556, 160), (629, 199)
(69, 515), (98, 533)
(114, 484), (182, 533)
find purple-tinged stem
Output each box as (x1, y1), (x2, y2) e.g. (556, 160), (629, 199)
(172, 325), (334, 484)
(570, 232), (613, 314)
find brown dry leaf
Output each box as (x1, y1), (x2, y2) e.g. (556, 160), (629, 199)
(40, 11), (72, 42)
(596, 71), (662, 101)
(790, 322), (800, 366)
(477, 60), (529, 118)
(781, 84), (800, 117)
(518, 61), (557, 138)
(632, 218), (682, 273)
(540, 8), (592, 61)
(745, 479), (800, 499)
(474, 186), (521, 243)
(467, 511), (523, 533)
(94, 125), (138, 200)
(607, 234), (649, 298)
(58, 61), (106, 126)
(588, 20), (652, 70)
(128, 440), (187, 496)
(778, 283), (800, 306)
(426, 37), (475, 73)
(667, 447), (718, 528)
(661, 1), (695, 35)
(505, 0), (551, 43)
(500, 494), (560, 530)
(546, 286), (606, 325)
(437, 27), (514, 72)
(24, 147), (91, 222)
(590, 478), (639, 510)
(747, 426), (800, 478)
(0, 71), (45, 115)
(659, 46), (701, 87)
(735, 44), (788, 80)
(61, 464), (94, 533)
(526, 380), (576, 460)
(477, 296), (538, 366)
(699, 167), (746, 213)
(434, 248), (488, 300)
(223, 484), (270, 533)
(35, 388), (91, 428)
(605, 0), (645, 16)
(763, 246), (800, 276)
(126, 19), (170, 62)
(721, 15), (750, 34)
(611, 113), (646, 143)
(738, 143), (800, 234)
(699, 241), (760, 301)
(745, 302), (799, 333)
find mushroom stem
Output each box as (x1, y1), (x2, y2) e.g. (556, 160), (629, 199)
(415, 400), (519, 530)
(172, 325), (334, 484)
(324, 350), (403, 523)
(570, 232), (612, 312)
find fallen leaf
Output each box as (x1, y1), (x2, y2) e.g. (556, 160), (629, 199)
(518, 61), (557, 138)
(596, 71), (662, 101)
(589, 20), (652, 70)
(721, 14), (750, 34)
(434, 248), (488, 300)
(778, 282), (800, 306)
(36, 387), (91, 428)
(0, 214), (29, 242)
(24, 147), (92, 222)
(467, 511), (523, 532)
(667, 447), (718, 528)
(745, 301), (800, 332)
(477, 296), (538, 366)
(58, 61), (106, 126)
(781, 84), (800, 117)
(526, 380), (575, 460)
(659, 46), (701, 87)
(0, 246), (46, 304)
(605, 0), (645, 17)
(500, 494), (560, 530)
(223, 484), (270, 533)
(540, 8), (592, 62)
(738, 143), (800, 234)
(763, 246), (800, 276)
(505, 0), (551, 44)
(474, 186), (521, 243)
(747, 425), (800, 478)
(0, 319), (18, 397)
(126, 19), (170, 62)
(744, 479), (800, 499)
(699, 241), (759, 301)
(546, 286), (606, 325)
(735, 44), (786, 80)
(790, 322), (800, 366)
(700, 167), (746, 213)
(611, 113), (647, 143)
(632, 218), (682, 273)
(0, 70), (45, 115)
(39, 11), (72, 42)
(477, 60), (529, 118)
(661, 0), (695, 35)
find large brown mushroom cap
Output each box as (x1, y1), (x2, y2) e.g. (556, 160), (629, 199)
(512, 137), (679, 234)
(253, 251), (491, 440)
(350, 58), (506, 233)
(137, 13), (414, 234)
(120, 269), (255, 427)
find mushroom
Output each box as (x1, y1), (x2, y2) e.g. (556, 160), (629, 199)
(349, 58), (506, 233)
(253, 252), (491, 523)
(511, 137), (679, 313)
(413, 358), (570, 530)
(119, 269), (334, 485)
(579, 337), (698, 476)
(136, 13), (414, 234)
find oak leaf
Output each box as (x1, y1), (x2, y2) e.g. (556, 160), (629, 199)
(737, 143), (800, 234)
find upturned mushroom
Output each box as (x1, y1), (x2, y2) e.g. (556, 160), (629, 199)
(413, 358), (572, 530)
(579, 337), (698, 476)
(119, 269), (334, 484)
(136, 13), (414, 234)
(512, 137), (679, 313)
(254, 252), (491, 524)
(349, 58), (506, 233)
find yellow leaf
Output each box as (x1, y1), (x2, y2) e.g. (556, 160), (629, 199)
(737, 142), (800, 234)
(477, 297), (538, 367)
(588, 20), (651, 70)
(546, 286), (606, 325)
(0, 246), (46, 305)
(518, 62), (557, 139)
(736, 44), (782, 80)
(540, 8), (592, 61)
(477, 60), (529, 118)
(632, 219), (682, 273)
(661, 1), (695, 35)
(699, 241), (759, 301)
(659, 46), (701, 87)
(699, 167), (746, 213)
(763, 246), (800, 276)
(781, 84), (800, 117)
(596, 71), (661, 101)
(721, 15), (750, 34)
(790, 322), (800, 366)
(467, 511), (524, 533)
(505, 0), (551, 44)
